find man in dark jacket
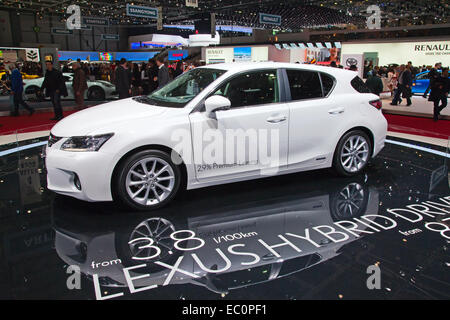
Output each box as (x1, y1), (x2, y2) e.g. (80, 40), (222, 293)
(423, 63), (441, 98)
(365, 70), (384, 96)
(72, 62), (88, 109)
(115, 58), (131, 99)
(391, 64), (412, 106)
(11, 63), (35, 116)
(155, 56), (170, 88)
(41, 60), (68, 120)
(430, 68), (449, 122)
(147, 59), (158, 93)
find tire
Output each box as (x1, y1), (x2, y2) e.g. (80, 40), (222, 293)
(88, 86), (105, 101)
(114, 150), (181, 211)
(332, 130), (372, 177)
(25, 85), (44, 101)
(330, 181), (369, 222)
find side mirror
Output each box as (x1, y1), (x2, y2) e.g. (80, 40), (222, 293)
(204, 95), (231, 119)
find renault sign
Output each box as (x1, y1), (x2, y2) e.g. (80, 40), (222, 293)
(259, 13), (281, 26)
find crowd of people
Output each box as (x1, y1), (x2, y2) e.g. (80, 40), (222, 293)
(360, 61), (449, 121)
(0, 57), (204, 120)
(1, 56), (448, 123)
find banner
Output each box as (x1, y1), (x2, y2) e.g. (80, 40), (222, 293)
(51, 28), (73, 35)
(101, 34), (120, 41)
(126, 4), (158, 19)
(259, 13), (281, 26)
(82, 17), (109, 26)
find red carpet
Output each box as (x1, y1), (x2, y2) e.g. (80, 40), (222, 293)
(0, 110), (449, 140)
(0, 111), (77, 135)
(384, 114), (450, 140)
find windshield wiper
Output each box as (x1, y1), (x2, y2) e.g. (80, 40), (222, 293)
(132, 96), (157, 105)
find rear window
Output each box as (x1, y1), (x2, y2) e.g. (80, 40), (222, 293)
(351, 76), (371, 93)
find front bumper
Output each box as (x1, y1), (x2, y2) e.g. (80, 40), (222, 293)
(45, 141), (115, 202)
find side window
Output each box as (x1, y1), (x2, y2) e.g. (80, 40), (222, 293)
(213, 70), (279, 108)
(320, 73), (335, 96)
(286, 70), (322, 100)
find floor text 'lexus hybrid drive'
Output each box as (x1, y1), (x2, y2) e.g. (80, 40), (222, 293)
(45, 62), (387, 210)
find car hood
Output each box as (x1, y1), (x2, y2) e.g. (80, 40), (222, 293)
(51, 98), (168, 136)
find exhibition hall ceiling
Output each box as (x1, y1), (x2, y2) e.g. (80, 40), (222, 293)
(0, 0), (447, 30)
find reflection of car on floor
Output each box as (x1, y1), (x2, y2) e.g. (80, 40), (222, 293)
(53, 177), (380, 295)
(45, 62), (387, 211)
(412, 70), (449, 95)
(22, 73), (118, 101)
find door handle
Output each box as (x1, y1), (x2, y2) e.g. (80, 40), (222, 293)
(266, 115), (287, 123)
(328, 107), (345, 115)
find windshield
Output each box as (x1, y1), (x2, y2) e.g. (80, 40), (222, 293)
(143, 68), (226, 108)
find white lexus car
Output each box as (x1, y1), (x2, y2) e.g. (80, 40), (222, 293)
(45, 62), (387, 210)
(23, 73), (118, 101)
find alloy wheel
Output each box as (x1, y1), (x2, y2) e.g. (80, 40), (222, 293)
(125, 157), (176, 207)
(340, 135), (369, 173)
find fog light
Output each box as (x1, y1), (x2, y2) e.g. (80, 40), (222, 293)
(73, 173), (82, 190)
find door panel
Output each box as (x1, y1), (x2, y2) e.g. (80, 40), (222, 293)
(284, 69), (343, 168)
(189, 69), (289, 181)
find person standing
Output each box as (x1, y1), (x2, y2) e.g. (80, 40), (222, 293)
(11, 63), (34, 117)
(115, 58), (131, 99)
(430, 68), (449, 122)
(174, 61), (183, 78)
(365, 70), (384, 96)
(40, 60), (67, 120)
(147, 59), (158, 93)
(72, 62), (88, 109)
(391, 64), (412, 106)
(155, 56), (170, 88)
(423, 63), (441, 99)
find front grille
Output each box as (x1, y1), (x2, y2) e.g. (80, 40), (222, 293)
(48, 133), (62, 147)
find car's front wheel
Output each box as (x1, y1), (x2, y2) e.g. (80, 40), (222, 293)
(115, 150), (181, 211)
(332, 130), (371, 176)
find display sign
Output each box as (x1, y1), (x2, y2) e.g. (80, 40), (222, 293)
(126, 4), (158, 19)
(82, 17), (109, 26)
(341, 40), (450, 66)
(25, 48), (40, 62)
(206, 46), (268, 64)
(99, 52), (113, 61)
(259, 13), (281, 25)
(205, 48), (233, 64)
(157, 6), (163, 30)
(58, 51), (100, 61)
(2, 50), (17, 62)
(211, 13), (216, 38)
(342, 53), (364, 78)
(115, 51), (159, 61)
(51, 28), (73, 35)
(101, 34), (119, 41)
(18, 155), (42, 206)
(233, 47), (252, 62)
(186, 0), (198, 8)
(168, 50), (188, 61)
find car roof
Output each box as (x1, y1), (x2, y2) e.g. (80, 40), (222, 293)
(200, 62), (358, 78)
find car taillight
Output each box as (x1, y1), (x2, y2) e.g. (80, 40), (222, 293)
(369, 99), (382, 110)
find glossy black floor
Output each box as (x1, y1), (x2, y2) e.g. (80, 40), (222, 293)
(0, 137), (449, 300)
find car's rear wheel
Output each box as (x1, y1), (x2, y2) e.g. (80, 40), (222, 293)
(332, 130), (371, 176)
(115, 150), (181, 211)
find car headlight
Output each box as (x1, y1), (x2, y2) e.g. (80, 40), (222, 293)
(60, 133), (114, 152)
